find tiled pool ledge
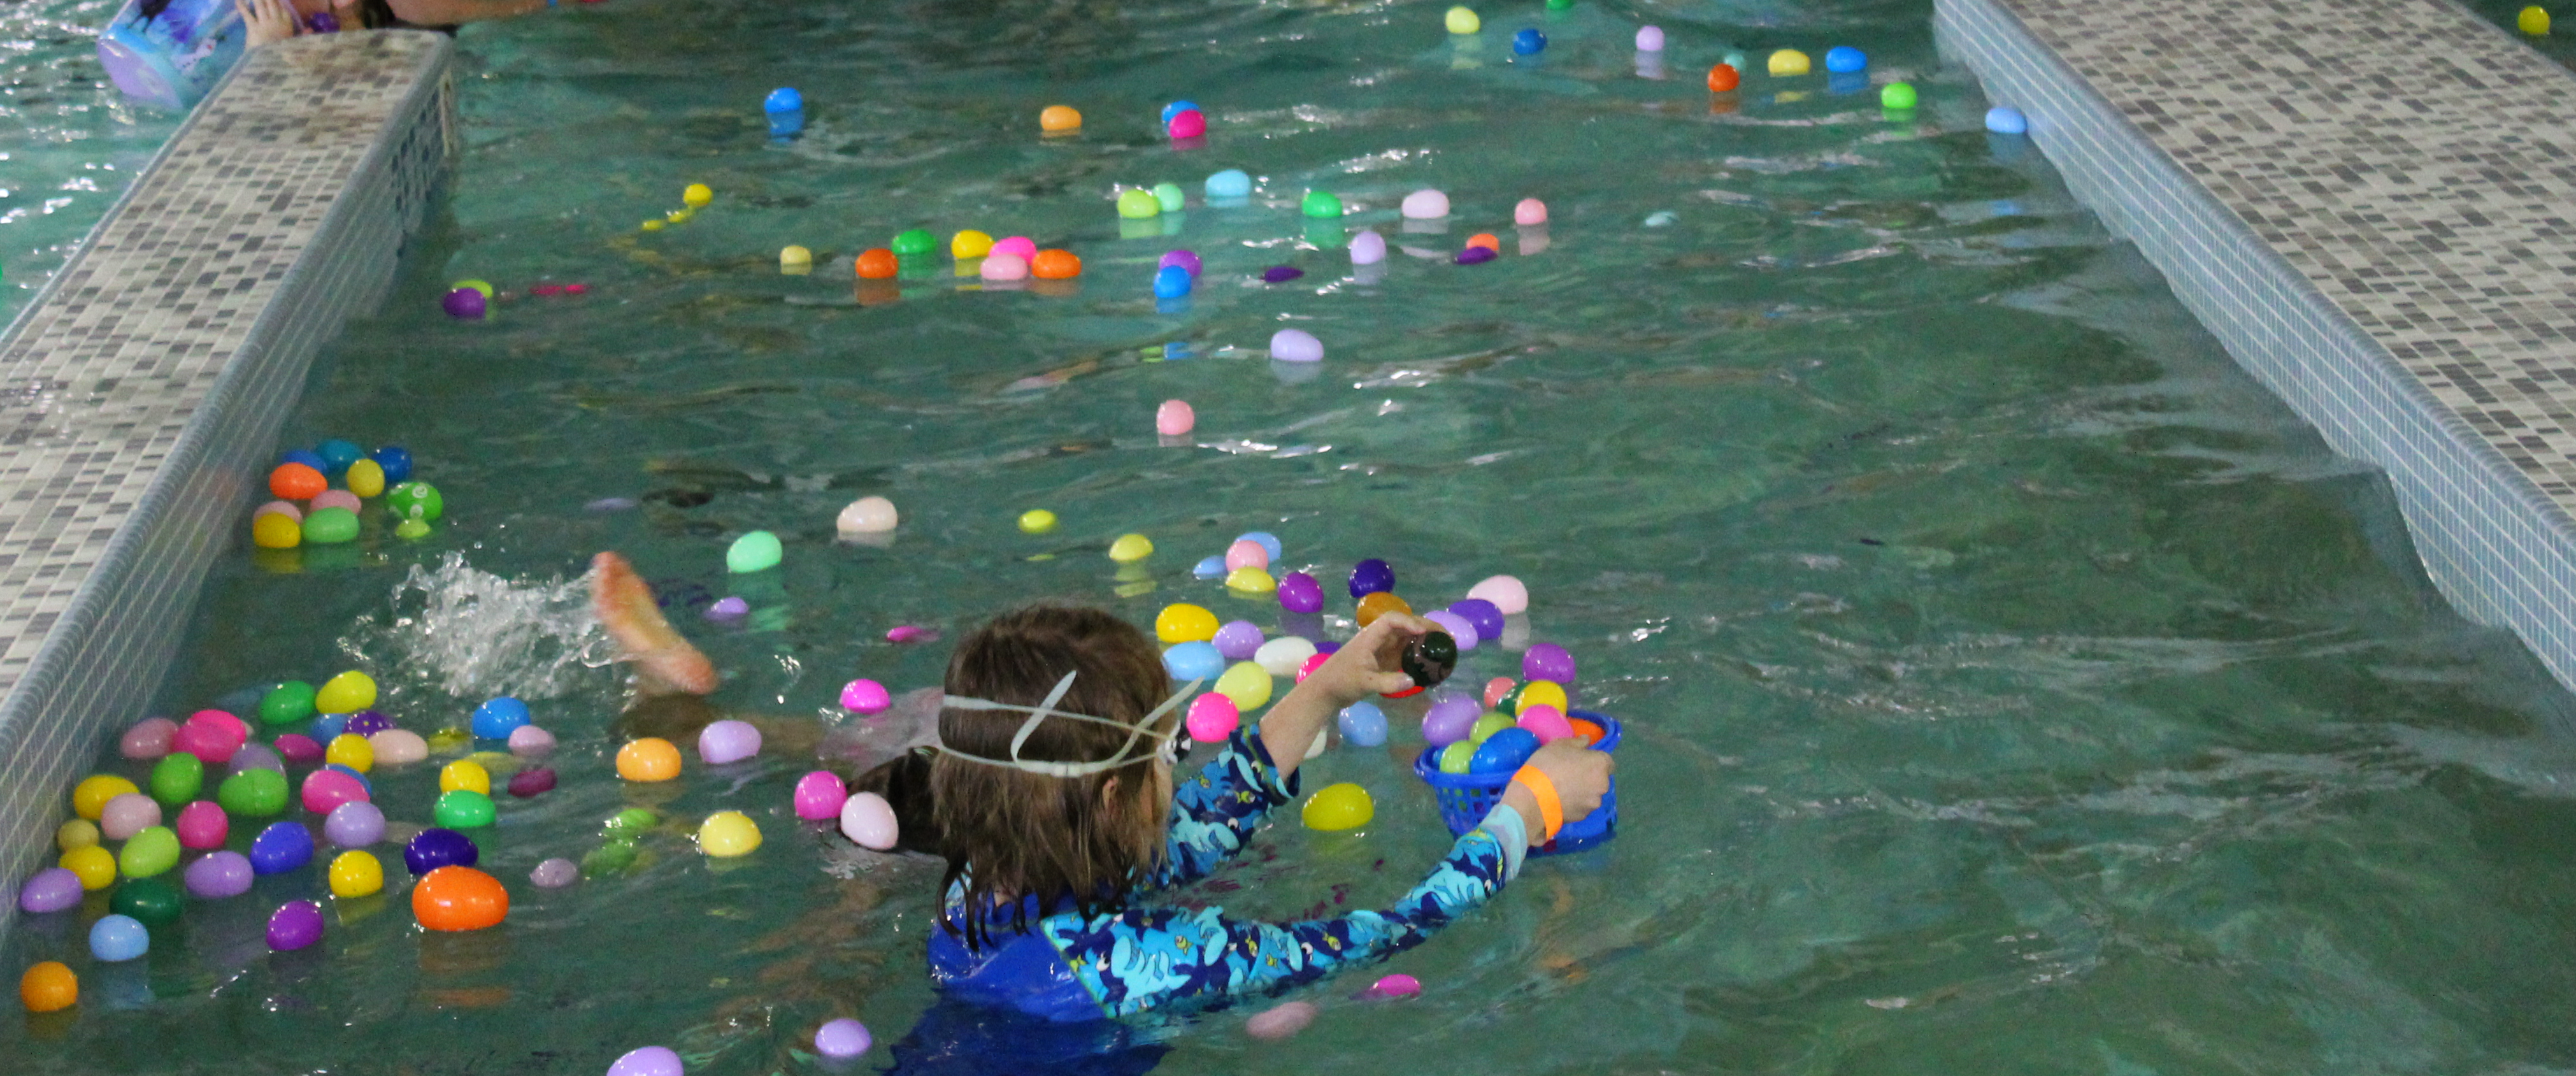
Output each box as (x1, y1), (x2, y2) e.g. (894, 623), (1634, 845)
(1938, 0), (2576, 694)
(0, 32), (452, 923)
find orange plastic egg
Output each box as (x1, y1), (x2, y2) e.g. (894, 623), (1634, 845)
(616, 737), (682, 782)
(1355, 591), (1413, 628)
(855, 248), (898, 279)
(1568, 718), (1606, 746)
(269, 463), (327, 500)
(412, 865), (509, 931)
(1031, 250), (1082, 279)
(1040, 104), (1082, 133)
(1707, 63), (1740, 92)
(1465, 233), (1500, 252)
(20, 961), (76, 1014)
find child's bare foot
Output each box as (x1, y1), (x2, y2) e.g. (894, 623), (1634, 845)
(590, 552), (719, 696)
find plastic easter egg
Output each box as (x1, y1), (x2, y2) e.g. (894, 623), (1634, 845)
(841, 679), (892, 714)
(345, 457), (386, 498)
(780, 245), (813, 271)
(100, 794), (161, 841)
(174, 718), (242, 765)
(1522, 643), (1577, 683)
(1768, 48), (1810, 75)
(120, 716), (178, 759)
(1194, 556), (1227, 579)
(248, 822), (314, 875)
(1040, 104), (1082, 132)
(56, 819), (98, 853)
(440, 759), (493, 796)
(108, 877), (182, 926)
(404, 828), (479, 874)
(616, 738), (681, 782)
(266, 900), (325, 950)
(980, 252), (1029, 281)
(183, 851), (254, 898)
(1824, 45), (1866, 73)
(1152, 182), (1187, 212)
(1167, 108), (1206, 138)
(840, 791), (900, 850)
(1298, 652), (1333, 684)
(1159, 250), (1203, 280)
(1508, 680), (1566, 717)
(250, 511), (299, 548)
(727, 531), (783, 574)
(1635, 25), (1664, 50)
(1270, 329), (1323, 362)
(506, 768), (555, 798)
(471, 696), (531, 740)
(1469, 728), (1541, 773)
(838, 495), (899, 534)
(794, 771), (848, 821)
(508, 725), (556, 755)
(1423, 610), (1480, 652)
(1213, 661), (1275, 711)
(1483, 677), (1516, 710)
(2520, 4), (2551, 34)
(1211, 620), (1265, 661)
(74, 775), (140, 821)
(314, 671), (376, 714)
(1226, 568), (1276, 592)
(269, 461), (327, 499)
(62, 845), (117, 889)
(147, 752), (201, 806)
(301, 506), (359, 544)
(1031, 250), (1082, 279)
(1707, 62), (1741, 92)
(118, 826), (179, 879)
(1516, 704), (1576, 742)
(343, 710), (391, 736)
(368, 445), (413, 484)
(891, 229), (937, 256)
(324, 733), (374, 773)
(1461, 575), (1524, 616)
(816, 1018), (873, 1059)
(1157, 603), (1220, 644)
(1401, 189), (1450, 219)
(1337, 701), (1389, 747)
(1420, 696), (1482, 747)
(231, 742), (284, 773)
(1252, 636), (1318, 678)
(1370, 973), (1423, 998)
(1205, 169), (1252, 197)
(698, 811), (762, 857)
(1356, 591), (1412, 628)
(1513, 28), (1544, 54)
(217, 768), (288, 817)
(950, 230), (996, 259)
(1469, 711), (1515, 743)
(697, 720), (762, 765)
(274, 733), (323, 764)
(1301, 783), (1373, 831)
(1457, 245), (1498, 266)
(855, 248), (899, 279)
(1185, 692), (1240, 743)
(1163, 642), (1226, 683)
(414, 866), (508, 931)
(608, 1046), (685, 1076)
(88, 915), (149, 962)
(1349, 228), (1387, 265)
(531, 857), (580, 887)
(369, 729), (428, 764)
(385, 480), (444, 522)
(1343, 559), (1391, 599)
(991, 236), (1039, 261)
(329, 850), (383, 898)
(1444, 5), (1479, 32)
(17, 868), (81, 914)
(292, 771), (362, 817)
(324, 801), (385, 848)
(20, 962), (76, 1014)
(1986, 106), (2027, 134)
(1881, 82), (1918, 110)
(1154, 397), (1198, 439)
(1277, 572), (1324, 613)
(435, 790), (497, 829)
(176, 800), (229, 849)
(1109, 533), (1155, 562)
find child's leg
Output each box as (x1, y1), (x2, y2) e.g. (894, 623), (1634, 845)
(590, 551), (720, 697)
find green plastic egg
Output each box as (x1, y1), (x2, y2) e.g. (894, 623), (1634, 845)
(603, 807), (658, 834)
(726, 530), (783, 573)
(395, 518), (431, 540)
(148, 752), (203, 805)
(1116, 188), (1160, 218)
(386, 482), (444, 521)
(891, 228), (936, 255)
(109, 877), (184, 926)
(215, 768), (288, 817)
(1152, 183), (1185, 213)
(1880, 82), (1917, 110)
(118, 826), (180, 879)
(1468, 712), (1514, 743)
(1438, 741), (1477, 773)
(302, 506), (360, 545)
(259, 680), (316, 725)
(1301, 190), (1343, 218)
(583, 838), (641, 877)
(434, 789), (496, 829)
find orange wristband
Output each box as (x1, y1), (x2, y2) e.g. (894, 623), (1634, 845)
(1510, 765), (1563, 843)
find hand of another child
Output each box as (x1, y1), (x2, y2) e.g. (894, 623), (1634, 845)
(1303, 612), (1430, 707)
(236, 0), (303, 46)
(1525, 739), (1612, 822)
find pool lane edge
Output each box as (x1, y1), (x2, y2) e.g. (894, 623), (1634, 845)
(1934, 0), (2576, 698)
(0, 32), (453, 932)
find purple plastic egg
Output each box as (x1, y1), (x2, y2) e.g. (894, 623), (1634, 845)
(1522, 643), (1577, 684)
(404, 828), (478, 875)
(531, 857), (580, 888)
(705, 596), (749, 620)
(840, 678), (891, 714)
(101, 794), (162, 841)
(1421, 694), (1483, 747)
(608, 1047), (683, 1076)
(507, 768), (557, 798)
(697, 719), (762, 765)
(230, 742), (284, 773)
(183, 851), (255, 899)
(508, 724), (556, 756)
(1423, 610), (1479, 651)
(442, 287), (487, 320)
(794, 770), (848, 821)
(1278, 572), (1324, 614)
(176, 800), (229, 849)
(1349, 559), (1394, 599)
(815, 1018), (873, 1059)
(273, 733), (324, 764)
(18, 868), (82, 914)
(1212, 620), (1265, 661)
(1263, 265), (1305, 283)
(323, 801), (386, 847)
(1445, 598), (1505, 642)
(267, 900), (325, 951)
(343, 710), (394, 736)
(1158, 249), (1201, 278)
(1456, 245), (1498, 265)
(120, 717), (178, 759)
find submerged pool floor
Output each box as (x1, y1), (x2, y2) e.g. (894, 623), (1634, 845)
(10, 0), (2576, 1072)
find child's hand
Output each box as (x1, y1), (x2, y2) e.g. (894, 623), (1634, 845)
(1500, 739), (1614, 848)
(1303, 612), (1431, 708)
(236, 0), (302, 46)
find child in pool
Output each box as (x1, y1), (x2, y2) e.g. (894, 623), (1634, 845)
(590, 551), (1613, 1021)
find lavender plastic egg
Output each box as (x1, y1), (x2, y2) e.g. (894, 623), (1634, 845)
(18, 868), (82, 914)
(607, 1047), (683, 1076)
(184, 851), (254, 899)
(1212, 620), (1265, 661)
(815, 1018), (873, 1059)
(1158, 250), (1201, 278)
(324, 801), (385, 847)
(531, 857), (580, 888)
(1522, 643), (1577, 684)
(1269, 329), (1323, 362)
(1349, 559), (1394, 599)
(267, 900), (324, 951)
(509, 724), (557, 755)
(1278, 572), (1324, 613)
(1421, 694), (1483, 747)
(1445, 598), (1505, 641)
(250, 822), (315, 874)
(230, 742), (283, 773)
(794, 771), (848, 821)
(404, 828), (478, 874)
(698, 719), (762, 764)
(101, 794), (162, 841)
(120, 717), (178, 759)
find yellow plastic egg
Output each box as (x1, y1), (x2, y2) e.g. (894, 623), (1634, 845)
(329, 850), (383, 898)
(61, 845), (117, 890)
(1156, 603), (1219, 643)
(641, 220), (665, 231)
(683, 183), (713, 207)
(428, 727), (471, 752)
(72, 775), (140, 821)
(1225, 567), (1277, 593)
(252, 512), (302, 549)
(1514, 680), (1569, 717)
(1301, 783), (1375, 831)
(325, 733), (375, 773)
(1768, 48), (1811, 75)
(1108, 533), (1154, 563)
(952, 230), (996, 258)
(1019, 509), (1057, 533)
(2521, 5), (2550, 33)
(440, 759), (491, 796)
(344, 458), (386, 498)
(1213, 661), (1274, 712)
(1444, 5), (1480, 32)
(780, 245), (813, 271)
(315, 670), (377, 714)
(56, 819), (99, 853)
(698, 810), (762, 857)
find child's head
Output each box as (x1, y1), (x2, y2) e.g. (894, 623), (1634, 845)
(931, 605), (1178, 945)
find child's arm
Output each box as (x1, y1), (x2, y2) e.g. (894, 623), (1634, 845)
(1153, 726), (1301, 887)
(1259, 612), (1432, 782)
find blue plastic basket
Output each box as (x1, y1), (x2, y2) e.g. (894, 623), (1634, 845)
(1413, 712), (1621, 856)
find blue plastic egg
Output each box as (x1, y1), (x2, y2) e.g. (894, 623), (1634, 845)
(1513, 28), (1545, 54)
(1163, 642), (1226, 683)
(1349, 559), (1394, 599)
(1161, 101), (1200, 125)
(89, 914), (150, 962)
(1192, 556), (1227, 579)
(1824, 46), (1866, 73)
(1205, 169), (1253, 198)
(314, 439), (363, 476)
(1985, 106), (2028, 134)
(1469, 727), (1541, 773)
(1153, 265), (1193, 299)
(471, 696), (531, 740)
(368, 445), (413, 484)
(1337, 701), (1388, 747)
(404, 828), (480, 875)
(1234, 531), (1283, 563)
(249, 821), (315, 875)
(766, 87), (803, 113)
(308, 712), (348, 741)
(278, 448), (327, 472)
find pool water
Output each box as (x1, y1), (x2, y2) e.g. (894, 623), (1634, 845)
(15, 0), (2576, 1072)
(0, 0), (178, 327)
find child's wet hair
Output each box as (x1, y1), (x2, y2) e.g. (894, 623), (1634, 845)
(930, 605), (1176, 949)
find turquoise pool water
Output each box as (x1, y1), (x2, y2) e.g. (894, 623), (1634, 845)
(0, 0), (176, 327)
(14, 0), (2576, 1072)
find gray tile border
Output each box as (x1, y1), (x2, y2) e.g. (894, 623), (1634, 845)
(1935, 0), (2576, 691)
(0, 31), (452, 930)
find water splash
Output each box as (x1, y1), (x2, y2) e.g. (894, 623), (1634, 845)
(338, 552), (610, 703)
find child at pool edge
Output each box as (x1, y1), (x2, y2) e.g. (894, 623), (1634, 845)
(588, 550), (1614, 1021)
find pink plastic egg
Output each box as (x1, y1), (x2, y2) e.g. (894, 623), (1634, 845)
(100, 794), (162, 841)
(1484, 677), (1516, 709)
(840, 678), (891, 714)
(175, 800), (229, 849)
(120, 717), (178, 759)
(1168, 110), (1206, 139)
(252, 499), (301, 522)
(508, 724), (556, 756)
(1516, 704), (1576, 742)
(1156, 399), (1195, 436)
(1514, 198), (1549, 226)
(1185, 692), (1240, 743)
(698, 719), (762, 764)
(300, 769), (369, 814)
(311, 490), (362, 513)
(991, 236), (1038, 261)
(980, 252), (1030, 282)
(887, 625), (937, 644)
(1370, 973), (1423, 998)
(1466, 575), (1529, 615)
(191, 708), (250, 744)
(1296, 652), (1331, 684)
(171, 722), (237, 766)
(1223, 540), (1269, 571)
(840, 791), (899, 850)
(794, 771), (848, 821)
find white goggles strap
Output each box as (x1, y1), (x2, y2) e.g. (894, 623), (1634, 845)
(938, 671), (1202, 778)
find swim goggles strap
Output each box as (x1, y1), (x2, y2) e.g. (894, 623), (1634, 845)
(938, 671), (1201, 778)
